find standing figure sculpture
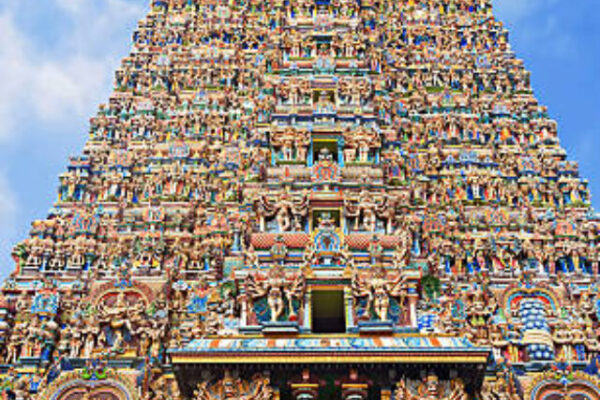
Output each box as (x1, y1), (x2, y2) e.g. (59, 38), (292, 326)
(245, 266), (305, 323)
(352, 266), (407, 322)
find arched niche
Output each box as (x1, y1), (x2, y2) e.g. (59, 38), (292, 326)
(38, 372), (139, 400)
(529, 375), (600, 400)
(56, 386), (124, 400)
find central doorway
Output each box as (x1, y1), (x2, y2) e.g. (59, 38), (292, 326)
(311, 290), (346, 334)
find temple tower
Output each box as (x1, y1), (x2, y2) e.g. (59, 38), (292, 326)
(1, 1), (600, 399)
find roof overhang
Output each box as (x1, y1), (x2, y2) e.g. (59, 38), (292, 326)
(169, 335), (491, 365)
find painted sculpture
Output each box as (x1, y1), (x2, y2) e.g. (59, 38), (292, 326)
(0, 0), (599, 399)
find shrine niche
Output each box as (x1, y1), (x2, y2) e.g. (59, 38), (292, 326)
(81, 281), (167, 358)
(527, 371), (600, 400)
(55, 387), (125, 400)
(500, 287), (560, 363)
(312, 147), (341, 188)
(313, 90), (335, 114)
(310, 210), (344, 265)
(95, 290), (147, 354)
(37, 370), (138, 400)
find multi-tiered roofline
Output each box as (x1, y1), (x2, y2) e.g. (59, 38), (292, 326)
(1, 0), (599, 399)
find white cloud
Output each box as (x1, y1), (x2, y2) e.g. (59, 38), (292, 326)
(0, 12), (28, 140)
(0, 0), (145, 141)
(54, 0), (87, 14)
(34, 58), (109, 120)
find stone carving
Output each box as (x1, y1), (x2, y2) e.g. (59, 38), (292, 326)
(0, 0), (597, 397)
(393, 374), (468, 400)
(194, 371), (274, 400)
(352, 266), (407, 322)
(245, 265), (305, 324)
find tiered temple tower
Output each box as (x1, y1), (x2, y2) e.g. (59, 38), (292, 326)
(1, 0), (600, 399)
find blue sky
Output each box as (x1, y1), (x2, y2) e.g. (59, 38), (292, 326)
(0, 0), (598, 279)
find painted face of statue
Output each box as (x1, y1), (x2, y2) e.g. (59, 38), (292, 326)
(426, 374), (439, 396)
(318, 147), (333, 162)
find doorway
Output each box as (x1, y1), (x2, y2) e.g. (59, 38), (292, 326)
(311, 290), (346, 334)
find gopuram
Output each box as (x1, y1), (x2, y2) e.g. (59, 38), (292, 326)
(1, 0), (600, 398)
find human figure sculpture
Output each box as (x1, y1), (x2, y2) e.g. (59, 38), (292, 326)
(245, 266), (305, 323)
(352, 266), (407, 322)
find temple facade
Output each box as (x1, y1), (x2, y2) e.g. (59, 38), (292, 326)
(1, 0), (600, 399)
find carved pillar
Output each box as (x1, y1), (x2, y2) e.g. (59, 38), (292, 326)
(239, 291), (249, 327)
(338, 137), (345, 168)
(232, 228), (241, 252)
(303, 290), (311, 333)
(344, 286), (355, 331)
(408, 282), (419, 327)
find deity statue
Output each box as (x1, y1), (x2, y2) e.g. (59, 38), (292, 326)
(480, 370), (521, 400)
(245, 265), (305, 323)
(1, 0), (598, 397)
(270, 235), (288, 264)
(95, 290), (150, 354)
(194, 371), (274, 400)
(393, 379), (411, 400)
(344, 189), (382, 232)
(256, 191), (309, 232)
(352, 266), (407, 322)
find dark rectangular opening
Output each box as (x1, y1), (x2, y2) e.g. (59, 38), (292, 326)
(313, 140), (339, 163)
(311, 290), (346, 333)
